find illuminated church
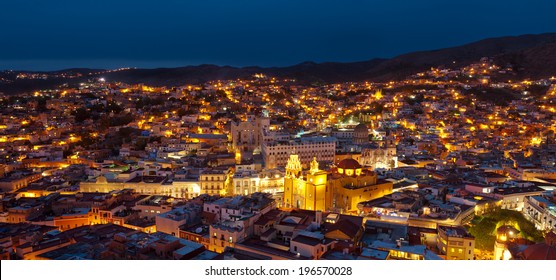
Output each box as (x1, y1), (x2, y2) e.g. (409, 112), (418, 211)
(284, 153), (393, 213)
(340, 122), (398, 170)
(359, 129), (398, 170)
(283, 155), (327, 211)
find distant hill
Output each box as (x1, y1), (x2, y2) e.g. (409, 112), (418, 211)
(363, 33), (556, 81)
(1, 33), (555, 94)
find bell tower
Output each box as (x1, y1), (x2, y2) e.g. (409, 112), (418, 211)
(284, 150), (302, 208)
(385, 130), (398, 169)
(285, 151), (302, 178)
(310, 157), (319, 175)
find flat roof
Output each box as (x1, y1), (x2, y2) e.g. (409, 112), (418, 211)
(493, 186), (545, 195)
(188, 134), (227, 139)
(291, 235), (321, 246)
(126, 176), (167, 183)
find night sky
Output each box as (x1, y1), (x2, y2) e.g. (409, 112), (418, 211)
(1, 0), (555, 70)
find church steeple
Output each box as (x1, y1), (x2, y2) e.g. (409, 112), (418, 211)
(310, 157), (319, 175)
(385, 129), (395, 148)
(286, 152), (302, 178)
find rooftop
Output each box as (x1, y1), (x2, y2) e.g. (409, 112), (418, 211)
(126, 176), (167, 184)
(493, 185), (545, 195)
(438, 225), (474, 238)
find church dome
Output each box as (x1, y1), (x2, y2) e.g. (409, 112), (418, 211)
(354, 123), (368, 134)
(353, 123), (368, 144)
(337, 158), (362, 170)
(96, 175), (108, 184)
(337, 158), (363, 176)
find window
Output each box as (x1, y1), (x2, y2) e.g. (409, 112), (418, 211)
(294, 246), (297, 252)
(229, 237), (233, 243)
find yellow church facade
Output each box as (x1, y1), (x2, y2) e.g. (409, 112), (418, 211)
(284, 154), (393, 213)
(283, 155), (328, 211)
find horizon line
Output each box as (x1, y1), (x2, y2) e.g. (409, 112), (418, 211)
(1, 32), (555, 72)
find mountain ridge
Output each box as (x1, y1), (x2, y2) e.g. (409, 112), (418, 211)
(1, 33), (555, 94)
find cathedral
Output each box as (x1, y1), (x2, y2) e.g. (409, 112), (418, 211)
(283, 152), (393, 213)
(327, 157), (393, 212)
(335, 122), (397, 170)
(359, 128), (398, 170)
(283, 155), (327, 211)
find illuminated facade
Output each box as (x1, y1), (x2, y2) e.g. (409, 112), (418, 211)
(523, 194), (556, 231)
(284, 156), (327, 211)
(231, 115), (270, 157)
(79, 175), (200, 199)
(327, 158), (393, 213)
(233, 168), (284, 196)
(209, 223), (245, 253)
(284, 154), (393, 213)
(0, 172), (42, 193)
(200, 169), (231, 196)
(262, 137), (336, 169)
(437, 226), (475, 260)
(359, 132), (397, 170)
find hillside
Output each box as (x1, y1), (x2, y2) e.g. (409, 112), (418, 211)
(1, 33), (555, 94)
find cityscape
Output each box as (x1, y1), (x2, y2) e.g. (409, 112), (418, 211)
(1, 2), (555, 265)
(1, 51), (556, 260)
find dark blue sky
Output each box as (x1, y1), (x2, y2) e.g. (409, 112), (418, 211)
(1, 0), (555, 70)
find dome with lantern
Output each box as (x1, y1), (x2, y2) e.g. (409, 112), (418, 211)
(336, 158), (363, 177)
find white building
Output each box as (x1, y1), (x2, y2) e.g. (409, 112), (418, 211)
(155, 204), (201, 236)
(523, 193), (556, 231)
(206, 193), (276, 253)
(262, 136), (336, 169)
(199, 169), (230, 195)
(233, 168), (284, 196)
